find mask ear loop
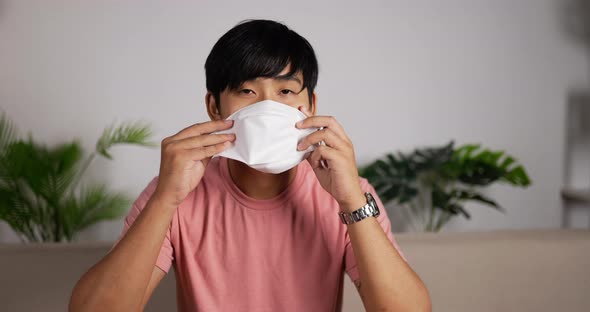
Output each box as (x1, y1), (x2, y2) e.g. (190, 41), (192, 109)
(316, 127), (329, 169)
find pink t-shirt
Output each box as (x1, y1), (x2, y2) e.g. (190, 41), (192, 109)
(116, 156), (406, 311)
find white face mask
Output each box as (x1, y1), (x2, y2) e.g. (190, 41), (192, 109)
(213, 100), (318, 174)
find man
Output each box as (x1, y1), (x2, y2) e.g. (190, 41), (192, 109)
(70, 19), (431, 311)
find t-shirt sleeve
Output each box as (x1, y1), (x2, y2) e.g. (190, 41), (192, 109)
(344, 178), (407, 284)
(111, 176), (174, 274)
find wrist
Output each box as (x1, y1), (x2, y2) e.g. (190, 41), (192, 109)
(338, 191), (367, 214)
(150, 189), (182, 211)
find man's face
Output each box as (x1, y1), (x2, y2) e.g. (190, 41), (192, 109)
(206, 64), (316, 120)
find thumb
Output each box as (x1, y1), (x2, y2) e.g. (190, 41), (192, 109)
(201, 156), (213, 168)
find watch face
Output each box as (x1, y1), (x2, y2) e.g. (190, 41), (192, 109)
(366, 192), (379, 214)
(366, 192), (377, 207)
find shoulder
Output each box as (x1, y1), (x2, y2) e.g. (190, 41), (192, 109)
(358, 176), (374, 192)
(133, 176), (160, 208)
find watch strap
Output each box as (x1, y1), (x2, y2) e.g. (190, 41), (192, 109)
(339, 192), (380, 225)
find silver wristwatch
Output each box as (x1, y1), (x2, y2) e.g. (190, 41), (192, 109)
(339, 192), (380, 225)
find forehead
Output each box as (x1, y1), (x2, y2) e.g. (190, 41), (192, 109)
(248, 64), (303, 83)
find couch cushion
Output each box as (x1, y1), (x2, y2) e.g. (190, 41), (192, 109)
(395, 229), (590, 312)
(0, 229), (588, 311)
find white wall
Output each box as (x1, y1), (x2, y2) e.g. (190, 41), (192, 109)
(0, 0), (587, 242)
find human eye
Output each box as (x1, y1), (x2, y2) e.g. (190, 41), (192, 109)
(239, 89), (255, 95)
(280, 89), (295, 95)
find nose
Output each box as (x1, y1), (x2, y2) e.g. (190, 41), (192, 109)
(257, 89), (279, 103)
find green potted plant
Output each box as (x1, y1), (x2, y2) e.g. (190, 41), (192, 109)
(0, 111), (156, 242)
(359, 141), (531, 232)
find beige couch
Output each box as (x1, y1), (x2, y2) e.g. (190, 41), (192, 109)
(1, 229), (589, 311)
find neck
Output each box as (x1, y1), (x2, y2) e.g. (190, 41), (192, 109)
(227, 159), (297, 199)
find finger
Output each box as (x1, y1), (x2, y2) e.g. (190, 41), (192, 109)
(188, 140), (233, 161)
(297, 128), (349, 151)
(171, 119), (234, 141)
(308, 148), (325, 170)
(296, 116), (351, 143)
(171, 133), (235, 150)
(308, 145), (342, 169)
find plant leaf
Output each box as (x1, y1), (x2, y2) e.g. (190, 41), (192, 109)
(0, 111), (18, 153)
(96, 121), (156, 159)
(64, 184), (131, 237)
(451, 189), (504, 212)
(503, 166), (531, 186)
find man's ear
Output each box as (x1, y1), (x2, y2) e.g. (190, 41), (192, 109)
(205, 92), (222, 121)
(309, 92), (317, 116)
(299, 92), (317, 117)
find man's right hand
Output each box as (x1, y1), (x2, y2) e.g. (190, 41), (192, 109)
(153, 119), (235, 207)
(69, 121), (235, 312)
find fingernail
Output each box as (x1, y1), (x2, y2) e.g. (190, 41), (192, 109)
(296, 121), (302, 127)
(297, 142), (304, 150)
(225, 120), (233, 125)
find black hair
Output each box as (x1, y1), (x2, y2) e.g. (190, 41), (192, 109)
(205, 19), (319, 109)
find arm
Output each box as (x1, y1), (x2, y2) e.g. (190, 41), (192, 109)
(69, 195), (177, 312)
(141, 267), (167, 308)
(342, 195), (431, 312)
(69, 119), (235, 311)
(295, 113), (431, 311)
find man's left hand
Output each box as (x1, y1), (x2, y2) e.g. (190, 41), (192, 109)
(296, 109), (365, 212)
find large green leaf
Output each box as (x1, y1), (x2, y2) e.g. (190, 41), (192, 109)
(448, 144), (531, 187)
(80, 186), (130, 230)
(61, 184), (130, 239)
(450, 189), (504, 212)
(359, 152), (420, 205)
(410, 141), (454, 172)
(96, 121), (156, 159)
(431, 186), (467, 217)
(503, 166), (531, 186)
(0, 111), (17, 152)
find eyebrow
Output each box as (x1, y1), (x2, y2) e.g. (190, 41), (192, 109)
(238, 74), (305, 94)
(274, 74), (302, 85)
